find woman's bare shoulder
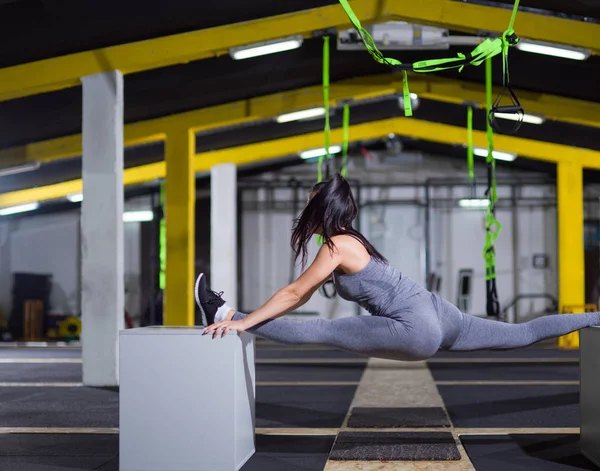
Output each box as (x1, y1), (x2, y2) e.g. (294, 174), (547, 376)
(330, 234), (366, 252)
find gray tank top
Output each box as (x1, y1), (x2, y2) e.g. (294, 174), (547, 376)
(332, 258), (425, 316)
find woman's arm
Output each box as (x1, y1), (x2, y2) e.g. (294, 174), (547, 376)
(240, 244), (342, 329)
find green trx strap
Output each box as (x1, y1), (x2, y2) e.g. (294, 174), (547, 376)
(318, 36), (332, 183)
(159, 182), (166, 291)
(467, 106), (474, 182)
(483, 57), (502, 319)
(341, 103), (350, 177)
(488, 0), (523, 134)
(337, 0), (522, 130)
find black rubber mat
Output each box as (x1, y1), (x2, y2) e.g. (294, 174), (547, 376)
(256, 363), (365, 382)
(0, 363), (82, 382)
(329, 431), (461, 461)
(433, 348), (579, 359)
(256, 348), (364, 359)
(0, 433), (117, 471)
(242, 435), (335, 471)
(0, 434), (334, 471)
(347, 407), (451, 428)
(428, 362), (580, 381)
(461, 434), (598, 471)
(438, 385), (580, 428)
(256, 385), (357, 428)
(0, 387), (118, 428)
(0, 347), (81, 358)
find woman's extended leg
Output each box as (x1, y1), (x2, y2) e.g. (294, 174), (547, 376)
(438, 297), (600, 351)
(230, 311), (441, 361)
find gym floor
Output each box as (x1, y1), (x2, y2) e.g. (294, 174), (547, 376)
(0, 339), (595, 471)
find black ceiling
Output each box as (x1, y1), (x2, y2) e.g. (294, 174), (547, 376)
(0, 0), (599, 195)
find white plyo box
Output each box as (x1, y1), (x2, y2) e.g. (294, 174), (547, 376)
(581, 326), (600, 468)
(119, 326), (256, 471)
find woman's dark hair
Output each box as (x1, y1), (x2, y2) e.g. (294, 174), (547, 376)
(291, 173), (387, 268)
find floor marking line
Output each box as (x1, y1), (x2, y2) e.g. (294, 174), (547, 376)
(435, 380), (579, 386)
(0, 382), (83, 387)
(0, 358), (82, 364)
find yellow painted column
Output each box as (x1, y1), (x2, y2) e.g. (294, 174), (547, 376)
(164, 127), (196, 326)
(557, 158), (585, 310)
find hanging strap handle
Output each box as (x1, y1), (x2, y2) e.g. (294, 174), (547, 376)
(488, 0), (524, 134)
(318, 36), (332, 183)
(483, 57), (502, 318)
(341, 103), (350, 177)
(467, 106), (474, 182)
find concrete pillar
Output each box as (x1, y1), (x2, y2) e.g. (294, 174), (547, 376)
(81, 71), (124, 387)
(211, 164), (237, 308)
(557, 159), (585, 310)
(164, 128), (195, 326)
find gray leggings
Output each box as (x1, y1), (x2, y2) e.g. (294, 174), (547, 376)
(232, 291), (600, 361)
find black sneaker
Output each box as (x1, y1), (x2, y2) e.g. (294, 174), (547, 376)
(194, 273), (226, 326)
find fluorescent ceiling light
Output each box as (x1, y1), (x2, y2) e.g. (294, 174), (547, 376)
(0, 161), (41, 177)
(516, 40), (590, 61)
(123, 211), (154, 222)
(230, 36), (303, 60)
(473, 147), (517, 162)
(0, 202), (39, 216)
(67, 193), (83, 203)
(459, 198), (490, 209)
(300, 145), (343, 160)
(495, 112), (546, 125)
(276, 107), (326, 123)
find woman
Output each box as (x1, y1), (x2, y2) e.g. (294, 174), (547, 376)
(197, 173), (599, 361)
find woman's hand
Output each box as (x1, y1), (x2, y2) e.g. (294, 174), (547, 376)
(203, 319), (248, 338)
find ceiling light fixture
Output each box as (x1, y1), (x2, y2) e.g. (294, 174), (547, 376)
(494, 112), (546, 125)
(0, 161), (41, 177)
(276, 107), (326, 123)
(299, 145), (342, 160)
(66, 193), (83, 203)
(0, 202), (40, 216)
(230, 36), (303, 60)
(458, 198), (490, 209)
(473, 147), (517, 162)
(123, 211), (154, 223)
(516, 40), (590, 61)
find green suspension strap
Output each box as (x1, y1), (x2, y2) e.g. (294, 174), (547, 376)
(318, 36), (332, 183)
(159, 181), (166, 291)
(467, 106), (474, 183)
(316, 36), (331, 246)
(337, 0), (522, 131)
(488, 1), (524, 134)
(483, 57), (502, 319)
(341, 103), (350, 177)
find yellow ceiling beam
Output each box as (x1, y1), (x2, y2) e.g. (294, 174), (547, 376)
(2, 116), (600, 209)
(385, 0), (600, 54)
(0, 1), (384, 102)
(1, 0), (598, 103)
(0, 75), (397, 164)
(1, 73), (599, 168)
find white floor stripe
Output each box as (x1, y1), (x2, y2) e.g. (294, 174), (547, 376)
(0, 358), (81, 363)
(0, 382), (83, 387)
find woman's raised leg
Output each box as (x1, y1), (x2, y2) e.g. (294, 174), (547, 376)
(231, 311), (441, 361)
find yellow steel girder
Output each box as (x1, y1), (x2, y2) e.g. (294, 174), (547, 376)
(164, 128), (196, 327)
(384, 0), (600, 53)
(556, 159), (585, 310)
(2, 73), (600, 169)
(0, 0), (598, 102)
(2, 116), (600, 209)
